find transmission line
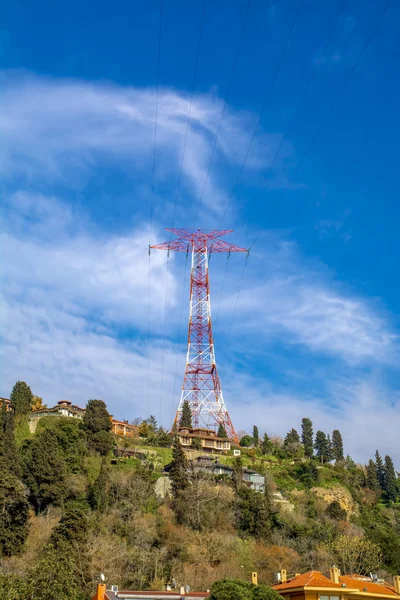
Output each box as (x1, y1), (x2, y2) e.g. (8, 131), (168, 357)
(148, 0), (163, 418)
(158, 0), (207, 424)
(217, 0), (305, 229)
(192, 0), (253, 229)
(249, 0), (393, 252)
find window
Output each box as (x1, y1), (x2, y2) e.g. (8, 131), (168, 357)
(320, 596), (340, 600)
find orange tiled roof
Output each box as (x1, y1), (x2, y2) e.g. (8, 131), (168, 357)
(340, 576), (399, 597)
(274, 571), (343, 591)
(273, 572), (400, 598)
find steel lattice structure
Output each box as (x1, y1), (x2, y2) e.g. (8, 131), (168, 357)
(151, 228), (247, 444)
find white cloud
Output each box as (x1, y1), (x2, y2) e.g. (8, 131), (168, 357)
(226, 373), (400, 466)
(0, 72), (276, 213)
(220, 236), (397, 364)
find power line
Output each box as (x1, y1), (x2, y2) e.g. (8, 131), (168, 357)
(171, 0), (207, 228)
(218, 0), (305, 229)
(158, 0), (207, 424)
(249, 0), (393, 251)
(148, 0), (163, 418)
(192, 0), (253, 229)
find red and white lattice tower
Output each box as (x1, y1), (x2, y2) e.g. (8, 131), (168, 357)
(151, 228), (247, 444)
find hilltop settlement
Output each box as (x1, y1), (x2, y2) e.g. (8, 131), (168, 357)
(0, 381), (400, 600)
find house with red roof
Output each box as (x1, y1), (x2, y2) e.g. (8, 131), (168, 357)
(273, 568), (400, 600)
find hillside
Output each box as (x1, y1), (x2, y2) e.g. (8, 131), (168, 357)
(1, 386), (400, 600)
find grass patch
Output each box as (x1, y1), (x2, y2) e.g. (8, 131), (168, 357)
(14, 415), (31, 447)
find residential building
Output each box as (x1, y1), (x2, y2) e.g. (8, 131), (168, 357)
(187, 455), (265, 492)
(177, 426), (231, 452)
(28, 400), (138, 439)
(92, 584), (209, 600)
(111, 418), (138, 437)
(273, 568), (400, 600)
(28, 400), (85, 432)
(0, 397), (12, 411)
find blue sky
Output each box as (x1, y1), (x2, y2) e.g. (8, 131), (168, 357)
(1, 0), (400, 465)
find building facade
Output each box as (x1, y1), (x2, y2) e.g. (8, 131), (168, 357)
(177, 427), (231, 452)
(273, 569), (400, 600)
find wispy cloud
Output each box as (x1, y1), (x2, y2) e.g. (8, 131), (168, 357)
(0, 72), (281, 214)
(220, 235), (397, 364)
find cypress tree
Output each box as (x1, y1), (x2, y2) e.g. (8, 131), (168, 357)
(169, 436), (189, 497)
(261, 433), (273, 455)
(232, 456), (244, 492)
(83, 399), (112, 433)
(22, 429), (67, 513)
(252, 425), (259, 447)
(0, 471), (29, 557)
(366, 459), (380, 493)
(217, 423), (227, 438)
(332, 429), (344, 461)
(10, 381), (33, 416)
(301, 418), (314, 458)
(179, 401), (192, 429)
(88, 460), (109, 511)
(1, 409), (21, 477)
(284, 428), (300, 446)
(383, 455), (398, 502)
(375, 450), (385, 489)
(314, 431), (329, 463)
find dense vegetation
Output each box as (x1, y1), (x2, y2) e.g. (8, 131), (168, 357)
(1, 381), (400, 600)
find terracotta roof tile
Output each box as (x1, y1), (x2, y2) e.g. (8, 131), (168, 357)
(274, 571), (343, 591)
(274, 572), (400, 598)
(339, 576), (399, 597)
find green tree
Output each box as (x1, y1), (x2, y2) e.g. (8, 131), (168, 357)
(383, 455), (397, 502)
(261, 433), (273, 455)
(0, 404), (20, 476)
(283, 428), (303, 457)
(156, 427), (172, 447)
(0, 574), (29, 600)
(253, 425), (259, 447)
(284, 428), (300, 445)
(10, 381), (33, 416)
(210, 579), (252, 600)
(0, 471), (29, 557)
(169, 436), (189, 497)
(191, 436), (202, 450)
(28, 507), (89, 600)
(366, 459), (380, 494)
(325, 500), (347, 521)
(217, 423), (228, 438)
(326, 535), (382, 574)
(88, 460), (109, 511)
(301, 417), (314, 458)
(375, 450), (385, 489)
(236, 486), (271, 539)
(332, 429), (344, 461)
(22, 429), (67, 513)
(179, 401), (192, 428)
(83, 399), (111, 434)
(232, 457), (244, 491)
(91, 429), (114, 456)
(239, 434), (253, 447)
(314, 430), (330, 463)
(210, 579), (283, 600)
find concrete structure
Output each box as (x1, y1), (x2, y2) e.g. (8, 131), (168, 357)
(177, 426), (231, 452)
(0, 397), (12, 411)
(111, 418), (138, 437)
(28, 400), (138, 439)
(188, 455), (265, 492)
(28, 400), (85, 432)
(273, 569), (400, 600)
(92, 584), (209, 600)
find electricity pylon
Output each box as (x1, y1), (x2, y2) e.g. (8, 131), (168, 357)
(151, 228), (247, 444)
